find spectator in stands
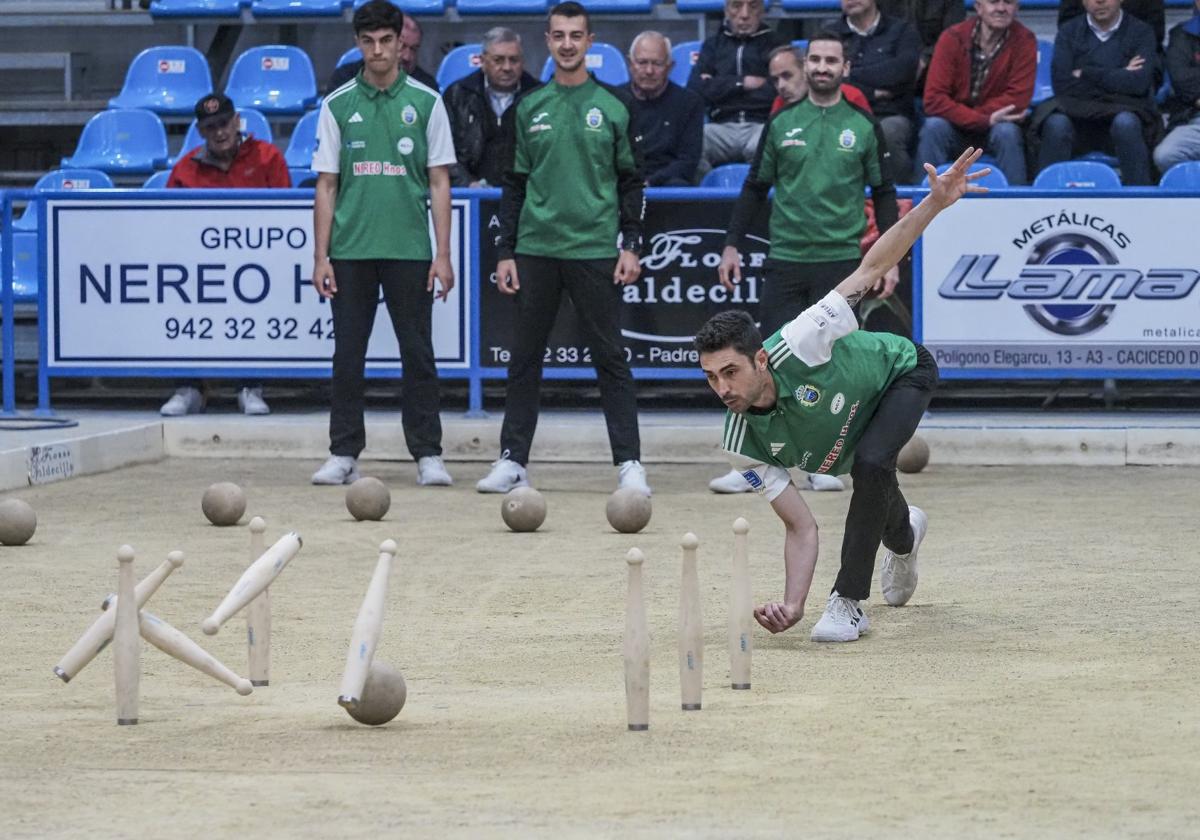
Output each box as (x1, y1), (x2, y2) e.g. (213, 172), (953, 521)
(1036, 0), (1159, 185)
(768, 44), (875, 113)
(918, 0), (1035, 184)
(823, 0), (922, 183)
(1153, 0), (1200, 173)
(1058, 0), (1165, 50)
(161, 92), (290, 417)
(327, 12), (439, 93)
(626, 31), (704, 186)
(878, 0), (965, 89)
(444, 27), (540, 187)
(689, 0), (788, 169)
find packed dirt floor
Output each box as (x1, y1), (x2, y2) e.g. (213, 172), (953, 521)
(1, 459), (1197, 839)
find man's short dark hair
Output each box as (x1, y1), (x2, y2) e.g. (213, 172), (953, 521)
(353, 0), (404, 36)
(548, 1), (591, 33)
(693, 310), (763, 360)
(805, 33), (847, 55)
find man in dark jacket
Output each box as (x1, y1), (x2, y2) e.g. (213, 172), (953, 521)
(1037, 0), (1159, 185)
(878, 0), (965, 89)
(327, 12), (439, 93)
(688, 0), (788, 168)
(823, 0), (922, 183)
(1058, 0), (1164, 49)
(443, 27), (540, 187)
(626, 31), (704, 185)
(1153, 0), (1200, 173)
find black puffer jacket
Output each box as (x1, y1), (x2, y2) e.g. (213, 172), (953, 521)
(442, 69), (541, 187)
(687, 21), (788, 124)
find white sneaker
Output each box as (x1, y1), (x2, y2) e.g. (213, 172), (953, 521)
(238, 386), (270, 415)
(709, 468), (752, 494)
(807, 473), (845, 492)
(881, 506), (927, 607)
(417, 455), (452, 486)
(476, 457), (528, 493)
(810, 592), (870, 642)
(311, 455), (360, 486)
(160, 386), (204, 417)
(617, 459), (651, 496)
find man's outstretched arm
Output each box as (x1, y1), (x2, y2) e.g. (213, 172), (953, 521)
(754, 483), (820, 634)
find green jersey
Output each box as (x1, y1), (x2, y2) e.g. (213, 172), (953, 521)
(722, 291), (917, 498)
(496, 76), (645, 260)
(313, 70), (456, 261)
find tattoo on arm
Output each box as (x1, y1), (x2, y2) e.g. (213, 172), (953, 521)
(843, 288), (866, 306)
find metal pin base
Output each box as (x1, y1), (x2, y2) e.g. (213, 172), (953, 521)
(117, 718), (138, 725)
(681, 704), (701, 711)
(731, 683), (751, 690)
(251, 680), (269, 687)
(627, 724), (649, 731)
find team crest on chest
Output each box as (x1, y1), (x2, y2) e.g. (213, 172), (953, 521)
(585, 107), (604, 130)
(795, 385), (821, 406)
(401, 105), (417, 125)
(838, 128), (857, 149)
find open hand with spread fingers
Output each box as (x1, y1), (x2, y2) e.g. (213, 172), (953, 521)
(923, 146), (991, 211)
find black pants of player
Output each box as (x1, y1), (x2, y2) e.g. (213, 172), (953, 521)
(328, 259), (442, 461)
(500, 255), (640, 466)
(833, 344), (939, 601)
(759, 257), (861, 338)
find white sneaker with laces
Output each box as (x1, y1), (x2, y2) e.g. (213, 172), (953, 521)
(807, 473), (845, 492)
(160, 386), (204, 417)
(311, 455), (360, 486)
(810, 591), (870, 642)
(881, 505), (928, 607)
(238, 386), (270, 415)
(476, 457), (528, 493)
(709, 468), (752, 494)
(617, 459), (651, 496)
(417, 455), (452, 486)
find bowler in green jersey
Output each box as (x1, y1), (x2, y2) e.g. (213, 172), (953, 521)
(695, 147), (988, 642)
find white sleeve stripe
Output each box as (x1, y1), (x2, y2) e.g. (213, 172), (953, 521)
(767, 341), (791, 368)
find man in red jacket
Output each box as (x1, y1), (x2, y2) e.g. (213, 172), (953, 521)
(916, 0), (1035, 183)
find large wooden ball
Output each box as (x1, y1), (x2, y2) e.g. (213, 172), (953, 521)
(501, 486), (546, 532)
(0, 498), (37, 545)
(201, 482), (246, 527)
(346, 661), (407, 726)
(897, 435), (930, 474)
(346, 477), (391, 521)
(606, 488), (652, 534)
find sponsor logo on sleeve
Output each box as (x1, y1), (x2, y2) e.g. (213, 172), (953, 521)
(741, 469), (764, 490)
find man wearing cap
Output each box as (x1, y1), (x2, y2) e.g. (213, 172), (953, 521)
(161, 92), (290, 417)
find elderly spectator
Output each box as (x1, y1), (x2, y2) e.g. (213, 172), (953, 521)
(823, 0), (922, 183)
(626, 31), (705, 185)
(918, 0), (1035, 184)
(878, 0), (965, 87)
(443, 28), (540, 188)
(327, 12), (439, 93)
(1153, 0), (1200, 173)
(1036, 0), (1159, 185)
(689, 0), (788, 168)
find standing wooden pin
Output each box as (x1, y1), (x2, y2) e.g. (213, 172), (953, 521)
(202, 531), (302, 636)
(338, 540), (398, 710)
(624, 547), (650, 731)
(245, 517), (270, 686)
(679, 533), (703, 711)
(113, 545), (140, 725)
(729, 517), (753, 690)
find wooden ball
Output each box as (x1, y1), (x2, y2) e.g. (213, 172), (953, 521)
(346, 477), (391, 521)
(201, 482), (246, 527)
(346, 661), (407, 726)
(897, 435), (930, 474)
(606, 487), (652, 534)
(0, 498), (37, 546)
(501, 486), (546, 532)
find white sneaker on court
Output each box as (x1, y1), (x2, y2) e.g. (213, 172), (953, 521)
(238, 386), (270, 415)
(617, 460), (651, 496)
(417, 456), (452, 486)
(160, 387), (204, 417)
(709, 468), (752, 494)
(881, 506), (928, 607)
(311, 455), (360, 486)
(810, 592), (870, 642)
(476, 458), (528, 493)
(807, 473), (845, 492)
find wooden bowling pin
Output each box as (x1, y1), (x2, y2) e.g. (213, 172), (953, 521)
(139, 611), (252, 695)
(678, 533), (703, 711)
(245, 517), (270, 686)
(113, 546), (140, 725)
(728, 518), (753, 690)
(337, 540), (398, 710)
(202, 531), (301, 636)
(624, 547), (650, 732)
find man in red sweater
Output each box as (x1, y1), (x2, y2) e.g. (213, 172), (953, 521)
(916, 0), (1035, 183)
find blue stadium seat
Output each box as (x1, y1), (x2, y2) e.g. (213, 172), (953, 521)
(701, 163), (750, 189)
(587, 0), (653, 11)
(170, 108), (273, 166)
(10, 231), (39, 302)
(150, 0), (248, 17)
(1159, 161), (1200, 190)
(62, 109), (169, 175)
(108, 47), (214, 116)
(353, 0), (447, 12)
(251, 0), (347, 16)
(541, 43), (628, 86)
(1032, 160), (1121, 189)
(921, 161), (1009, 189)
(289, 167), (319, 186)
(457, 0), (547, 14)
(285, 110), (320, 168)
(143, 170), (172, 189)
(437, 44), (483, 90)
(225, 45), (318, 115)
(14, 169), (113, 231)
(337, 47), (362, 68)
(1031, 39), (1054, 105)
(669, 40), (701, 88)
(685, 0), (769, 10)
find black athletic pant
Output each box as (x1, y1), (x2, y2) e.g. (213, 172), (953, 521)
(832, 345), (939, 601)
(328, 259), (442, 461)
(500, 255), (640, 466)
(758, 257), (860, 338)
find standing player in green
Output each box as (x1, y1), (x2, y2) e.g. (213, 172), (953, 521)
(476, 1), (650, 496)
(694, 147), (987, 642)
(710, 34), (900, 495)
(310, 0), (456, 488)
